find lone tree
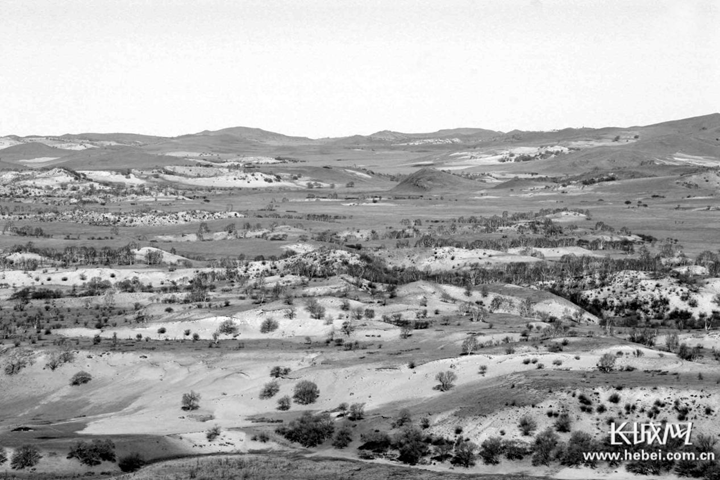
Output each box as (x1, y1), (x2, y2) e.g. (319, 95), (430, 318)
(181, 390), (201, 410)
(293, 380), (320, 404)
(435, 371), (457, 391)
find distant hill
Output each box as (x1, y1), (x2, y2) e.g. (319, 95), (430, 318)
(390, 168), (483, 194)
(57, 147), (186, 170)
(0, 142), (70, 162)
(0, 113), (717, 171)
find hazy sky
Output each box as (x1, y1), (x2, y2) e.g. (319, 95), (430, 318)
(1, 0), (718, 137)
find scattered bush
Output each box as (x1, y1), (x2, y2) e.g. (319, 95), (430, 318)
(609, 392), (621, 404)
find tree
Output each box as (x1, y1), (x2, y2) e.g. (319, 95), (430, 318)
(276, 411), (334, 447)
(453, 440), (478, 467)
(260, 380), (280, 399)
(277, 395), (292, 411)
(394, 427), (429, 465)
(435, 371), (457, 391)
(293, 380), (320, 404)
(597, 353), (616, 372)
(394, 408), (413, 428)
(67, 439), (115, 466)
(461, 336), (478, 355)
(0, 447), (7, 465)
(11, 444), (41, 470)
(181, 390), (201, 410)
(348, 402), (365, 421)
(479, 437), (503, 465)
(666, 332), (679, 351)
(260, 317), (279, 333)
(332, 422), (354, 449)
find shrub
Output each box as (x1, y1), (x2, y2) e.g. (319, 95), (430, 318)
(609, 392), (621, 403)
(332, 422), (354, 449)
(0, 447), (6, 465)
(181, 390), (201, 410)
(435, 371), (457, 391)
(532, 428), (560, 466)
(270, 366), (291, 378)
(478, 365), (488, 375)
(70, 371), (92, 386)
(260, 318), (279, 333)
(597, 353), (616, 372)
(218, 319), (238, 335)
(518, 414), (537, 436)
(277, 395), (291, 411)
(479, 436), (503, 465)
(10, 444), (41, 470)
(554, 412), (572, 433)
(206, 425), (221, 442)
(293, 380), (320, 404)
(67, 439), (115, 466)
(348, 402), (365, 421)
(260, 381), (280, 399)
(276, 411), (334, 447)
(452, 440), (478, 468)
(118, 452), (145, 472)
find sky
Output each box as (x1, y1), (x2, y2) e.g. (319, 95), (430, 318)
(1, 0), (718, 138)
